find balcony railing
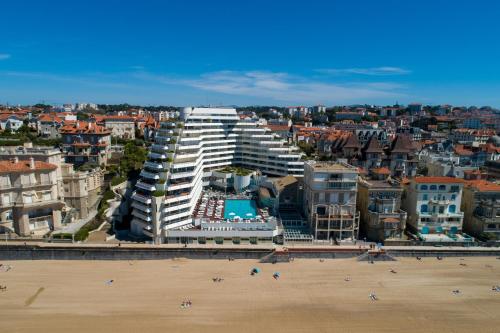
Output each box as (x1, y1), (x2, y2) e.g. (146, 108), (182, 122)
(139, 170), (160, 180)
(132, 192), (152, 204)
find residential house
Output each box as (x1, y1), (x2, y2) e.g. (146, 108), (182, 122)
(462, 180), (500, 241)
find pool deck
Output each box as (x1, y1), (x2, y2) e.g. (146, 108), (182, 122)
(193, 192), (268, 222)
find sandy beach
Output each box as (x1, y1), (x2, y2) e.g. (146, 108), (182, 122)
(0, 257), (499, 333)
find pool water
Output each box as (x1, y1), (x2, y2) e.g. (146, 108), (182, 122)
(224, 199), (258, 219)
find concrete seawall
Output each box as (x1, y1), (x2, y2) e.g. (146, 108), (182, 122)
(0, 245), (272, 260)
(1, 244), (500, 261)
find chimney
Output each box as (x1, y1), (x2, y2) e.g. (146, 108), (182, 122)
(29, 157), (35, 169)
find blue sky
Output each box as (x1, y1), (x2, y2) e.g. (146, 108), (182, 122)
(1, 0), (500, 107)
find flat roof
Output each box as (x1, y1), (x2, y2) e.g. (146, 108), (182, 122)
(305, 160), (358, 172)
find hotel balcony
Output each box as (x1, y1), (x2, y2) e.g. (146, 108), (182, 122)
(151, 144), (169, 153)
(132, 210), (152, 222)
(148, 152), (167, 160)
(135, 180), (157, 192)
(132, 192), (152, 204)
(144, 161), (164, 171)
(429, 199), (451, 205)
(140, 170), (160, 180)
(131, 201), (152, 213)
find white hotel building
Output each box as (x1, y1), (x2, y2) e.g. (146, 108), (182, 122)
(130, 107), (304, 243)
(403, 177), (465, 240)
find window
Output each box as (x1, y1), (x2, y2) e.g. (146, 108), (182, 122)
(451, 194), (456, 200)
(439, 206), (444, 214)
(439, 185), (446, 191)
(423, 194), (428, 200)
(430, 185), (437, 191)
(449, 205), (456, 213)
(420, 185), (428, 191)
(450, 185), (459, 192)
(420, 204), (428, 213)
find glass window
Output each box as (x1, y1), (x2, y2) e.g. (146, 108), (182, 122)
(430, 185), (437, 191)
(420, 185), (428, 191)
(439, 185), (446, 191)
(423, 194), (428, 200)
(449, 205), (456, 213)
(451, 194), (456, 200)
(420, 204), (428, 213)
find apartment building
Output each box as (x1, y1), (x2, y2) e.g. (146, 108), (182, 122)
(462, 180), (500, 240)
(0, 145), (104, 223)
(61, 163), (104, 220)
(357, 175), (407, 242)
(102, 116), (136, 139)
(402, 177), (464, 239)
(302, 161), (360, 242)
(0, 146), (64, 195)
(0, 157), (64, 236)
(59, 120), (112, 167)
(130, 107), (304, 243)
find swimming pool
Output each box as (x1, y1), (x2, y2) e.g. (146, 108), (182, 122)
(224, 199), (258, 219)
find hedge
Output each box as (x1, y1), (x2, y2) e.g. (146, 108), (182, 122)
(111, 176), (127, 186)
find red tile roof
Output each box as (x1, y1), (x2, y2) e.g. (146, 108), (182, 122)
(266, 125), (290, 132)
(414, 177), (465, 184)
(59, 121), (111, 135)
(465, 180), (500, 192)
(372, 167), (390, 175)
(38, 113), (64, 123)
(0, 160), (57, 174)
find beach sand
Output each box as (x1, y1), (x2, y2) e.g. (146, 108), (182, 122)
(0, 257), (499, 333)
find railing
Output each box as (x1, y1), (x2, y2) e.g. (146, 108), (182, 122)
(29, 215), (52, 229)
(0, 181), (55, 190)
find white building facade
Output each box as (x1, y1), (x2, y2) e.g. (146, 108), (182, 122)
(131, 107), (304, 243)
(403, 177), (464, 237)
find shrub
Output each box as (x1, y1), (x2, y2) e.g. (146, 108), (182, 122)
(110, 176), (126, 186)
(52, 233), (73, 240)
(157, 178), (166, 184)
(102, 190), (115, 202)
(152, 190), (165, 197)
(74, 219), (102, 242)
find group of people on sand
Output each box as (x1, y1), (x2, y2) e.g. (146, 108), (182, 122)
(0, 264), (12, 272)
(369, 292), (378, 301)
(492, 285), (500, 292)
(212, 277), (224, 283)
(0, 285), (7, 292)
(181, 300), (192, 308)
